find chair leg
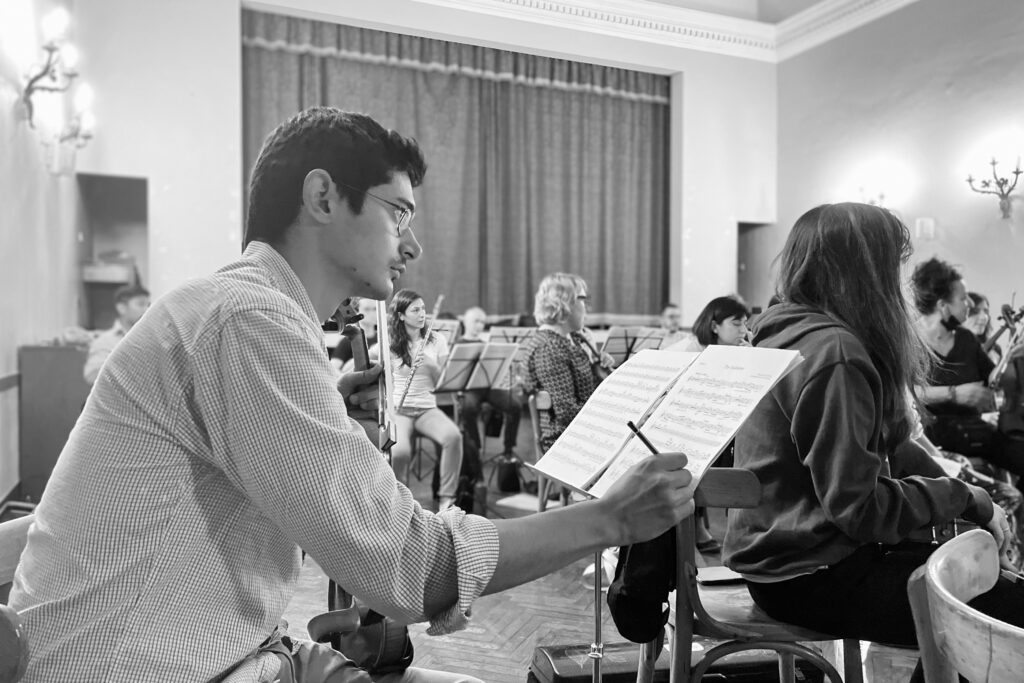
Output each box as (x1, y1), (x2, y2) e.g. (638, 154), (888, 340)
(637, 637), (660, 683)
(842, 638), (864, 683)
(778, 652), (796, 683)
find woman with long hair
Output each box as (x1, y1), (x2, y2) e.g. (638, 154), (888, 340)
(723, 203), (1024, 658)
(388, 288), (463, 511)
(965, 290), (1002, 364)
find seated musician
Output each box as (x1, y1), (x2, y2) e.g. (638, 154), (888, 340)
(456, 306), (523, 459)
(911, 257), (1024, 477)
(680, 295), (751, 553)
(965, 290), (1002, 364)
(520, 273), (608, 452)
(8, 107), (698, 682)
(659, 302), (690, 348)
(387, 289), (463, 511)
(723, 203), (1024, 669)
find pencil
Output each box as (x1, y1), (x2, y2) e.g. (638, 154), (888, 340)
(627, 421), (660, 455)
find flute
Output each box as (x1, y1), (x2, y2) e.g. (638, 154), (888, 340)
(396, 294), (445, 411)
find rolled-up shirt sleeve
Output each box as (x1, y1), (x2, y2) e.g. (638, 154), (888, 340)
(194, 305), (499, 627)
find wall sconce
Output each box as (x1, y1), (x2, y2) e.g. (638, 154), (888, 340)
(19, 8), (77, 127)
(15, 7), (95, 175)
(966, 158), (1022, 219)
(44, 84), (95, 176)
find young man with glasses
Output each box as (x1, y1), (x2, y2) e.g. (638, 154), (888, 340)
(9, 106), (698, 683)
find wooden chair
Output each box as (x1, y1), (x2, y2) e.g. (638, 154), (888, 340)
(1, 514), (33, 683)
(527, 391), (569, 512)
(908, 528), (1024, 682)
(638, 469), (863, 683)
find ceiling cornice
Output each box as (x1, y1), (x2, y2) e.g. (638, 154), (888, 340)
(410, 0), (920, 63)
(775, 0), (919, 61)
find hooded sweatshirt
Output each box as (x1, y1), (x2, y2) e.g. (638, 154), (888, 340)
(723, 303), (993, 580)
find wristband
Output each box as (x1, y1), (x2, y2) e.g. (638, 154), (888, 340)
(947, 385), (956, 403)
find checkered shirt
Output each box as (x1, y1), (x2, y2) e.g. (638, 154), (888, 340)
(9, 242), (499, 682)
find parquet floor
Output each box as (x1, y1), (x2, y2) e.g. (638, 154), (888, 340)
(280, 419), (726, 683)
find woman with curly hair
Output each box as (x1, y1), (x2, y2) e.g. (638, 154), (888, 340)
(520, 272), (609, 452)
(911, 258), (1024, 475)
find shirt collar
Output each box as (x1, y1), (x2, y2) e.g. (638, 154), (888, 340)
(242, 241), (320, 326)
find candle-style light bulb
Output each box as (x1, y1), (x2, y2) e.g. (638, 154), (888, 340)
(79, 111), (96, 136)
(41, 7), (70, 44)
(73, 83), (94, 113)
(60, 44), (79, 74)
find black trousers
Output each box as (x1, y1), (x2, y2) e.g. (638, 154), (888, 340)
(747, 541), (1024, 647)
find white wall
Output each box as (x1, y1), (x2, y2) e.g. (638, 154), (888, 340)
(769, 0), (1024, 312)
(74, 0), (243, 297)
(0, 0), (82, 501)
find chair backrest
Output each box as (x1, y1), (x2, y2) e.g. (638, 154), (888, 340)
(1, 514), (33, 683)
(527, 390), (551, 462)
(908, 528), (1024, 683)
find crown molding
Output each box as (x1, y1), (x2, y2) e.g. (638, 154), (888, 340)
(412, 0), (778, 62)
(775, 0), (919, 61)
(409, 0), (920, 64)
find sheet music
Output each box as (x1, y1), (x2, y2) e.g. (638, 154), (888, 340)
(531, 350), (700, 490)
(588, 345), (802, 498)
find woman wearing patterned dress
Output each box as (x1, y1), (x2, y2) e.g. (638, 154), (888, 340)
(521, 273), (604, 451)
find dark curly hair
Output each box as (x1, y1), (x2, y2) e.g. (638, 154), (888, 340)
(244, 107), (427, 246)
(911, 257), (962, 315)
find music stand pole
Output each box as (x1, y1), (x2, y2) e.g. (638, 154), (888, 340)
(590, 549), (604, 683)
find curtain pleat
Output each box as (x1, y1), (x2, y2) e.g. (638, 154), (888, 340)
(242, 10), (669, 316)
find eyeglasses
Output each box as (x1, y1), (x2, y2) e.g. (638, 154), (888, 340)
(335, 180), (415, 236)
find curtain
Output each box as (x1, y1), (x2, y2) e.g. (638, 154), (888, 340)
(242, 10), (670, 317)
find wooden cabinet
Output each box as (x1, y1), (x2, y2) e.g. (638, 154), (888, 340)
(18, 346), (90, 503)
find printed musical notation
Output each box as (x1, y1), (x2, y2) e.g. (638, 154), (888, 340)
(530, 350), (699, 490)
(540, 345), (803, 498)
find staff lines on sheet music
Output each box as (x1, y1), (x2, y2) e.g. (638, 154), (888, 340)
(561, 420), (624, 441)
(687, 373), (762, 394)
(671, 400), (745, 422)
(681, 388), (748, 407)
(654, 412), (733, 438)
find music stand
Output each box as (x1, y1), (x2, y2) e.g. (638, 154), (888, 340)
(601, 326), (667, 366)
(600, 326), (631, 366)
(465, 343), (518, 392)
(487, 326), (537, 345)
(434, 343), (485, 396)
(632, 326), (666, 354)
(431, 319), (461, 349)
